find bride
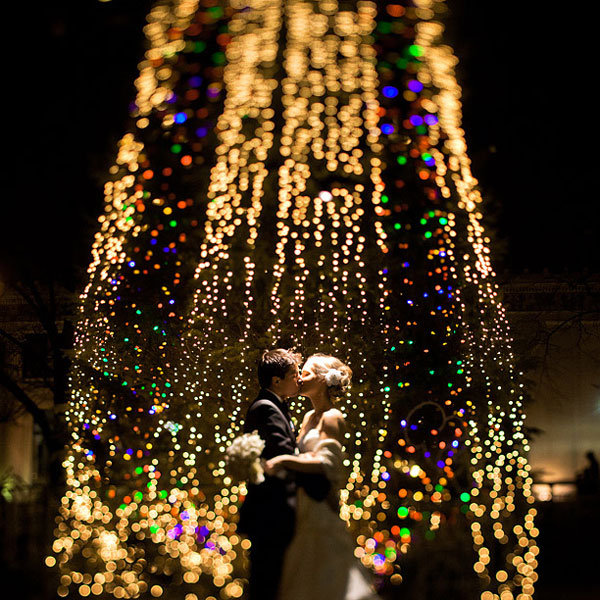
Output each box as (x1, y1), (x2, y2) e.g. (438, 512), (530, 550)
(264, 353), (378, 600)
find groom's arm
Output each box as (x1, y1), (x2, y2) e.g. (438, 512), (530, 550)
(245, 401), (294, 460)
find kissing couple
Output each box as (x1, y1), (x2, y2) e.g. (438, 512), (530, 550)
(237, 349), (378, 600)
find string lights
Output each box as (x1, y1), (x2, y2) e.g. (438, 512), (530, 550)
(50, 1), (538, 598)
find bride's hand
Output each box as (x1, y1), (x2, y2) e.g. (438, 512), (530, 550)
(264, 456), (285, 475)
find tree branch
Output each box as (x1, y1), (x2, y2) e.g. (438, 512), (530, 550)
(0, 369), (59, 451)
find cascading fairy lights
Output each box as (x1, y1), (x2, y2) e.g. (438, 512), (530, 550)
(50, 0), (538, 598)
(51, 1), (252, 598)
(183, 1), (397, 573)
(135, 0), (202, 117)
(391, 1), (539, 598)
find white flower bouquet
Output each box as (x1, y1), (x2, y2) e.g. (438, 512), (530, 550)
(225, 431), (266, 484)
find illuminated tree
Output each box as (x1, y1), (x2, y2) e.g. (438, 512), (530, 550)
(49, 1), (539, 600)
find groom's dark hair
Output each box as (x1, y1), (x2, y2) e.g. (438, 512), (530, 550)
(257, 348), (302, 389)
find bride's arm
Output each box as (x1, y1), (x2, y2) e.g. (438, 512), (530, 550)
(264, 452), (324, 475)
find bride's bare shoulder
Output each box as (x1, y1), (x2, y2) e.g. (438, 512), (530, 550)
(323, 408), (345, 422)
(321, 409), (345, 441)
(302, 409), (315, 423)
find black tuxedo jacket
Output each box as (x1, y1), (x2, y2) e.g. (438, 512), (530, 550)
(237, 389), (330, 539)
(237, 389), (297, 539)
(244, 388), (297, 459)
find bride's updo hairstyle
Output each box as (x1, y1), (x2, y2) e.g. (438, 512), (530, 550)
(308, 353), (352, 401)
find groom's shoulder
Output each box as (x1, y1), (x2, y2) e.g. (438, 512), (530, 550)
(246, 392), (279, 415)
(250, 388), (280, 407)
(247, 397), (277, 413)
(244, 395), (282, 433)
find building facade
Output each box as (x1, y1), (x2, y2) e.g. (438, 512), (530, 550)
(500, 271), (600, 500)
(0, 282), (73, 492)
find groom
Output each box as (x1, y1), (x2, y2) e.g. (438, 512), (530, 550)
(238, 348), (302, 600)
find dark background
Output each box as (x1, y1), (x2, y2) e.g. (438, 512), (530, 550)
(447, 1), (597, 276)
(2, 0), (597, 287)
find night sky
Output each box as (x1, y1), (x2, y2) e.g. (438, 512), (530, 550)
(446, 1), (598, 276)
(3, 0), (597, 291)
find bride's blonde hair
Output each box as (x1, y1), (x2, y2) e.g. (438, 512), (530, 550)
(308, 353), (352, 401)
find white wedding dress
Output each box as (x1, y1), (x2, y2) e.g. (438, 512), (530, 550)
(278, 428), (378, 600)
